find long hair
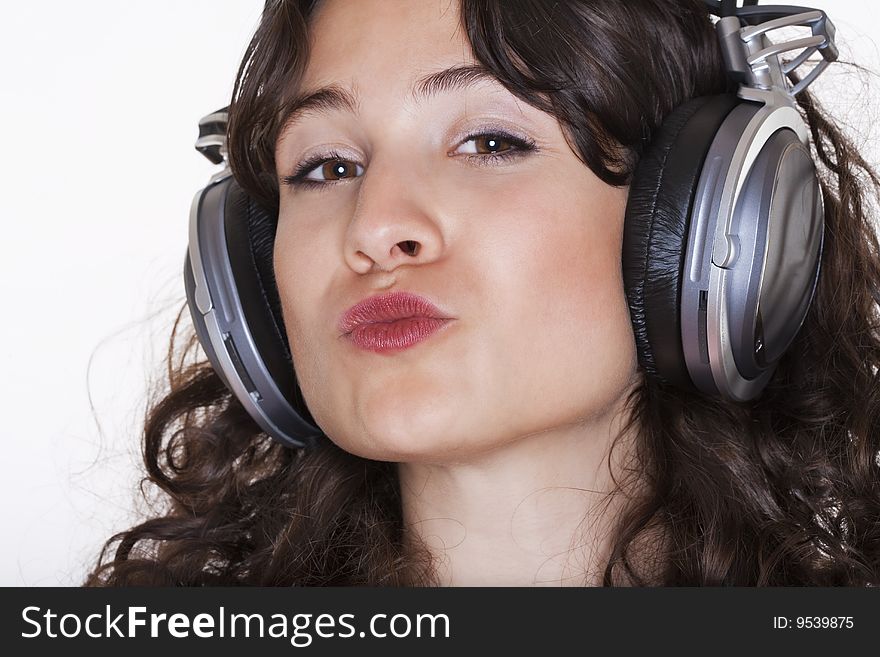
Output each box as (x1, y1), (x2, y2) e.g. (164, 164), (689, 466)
(86, 0), (880, 586)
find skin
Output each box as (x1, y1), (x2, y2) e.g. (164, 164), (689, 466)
(273, 0), (643, 585)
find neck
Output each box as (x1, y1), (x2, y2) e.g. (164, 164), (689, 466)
(397, 390), (640, 586)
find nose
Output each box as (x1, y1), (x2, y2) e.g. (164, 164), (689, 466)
(343, 158), (444, 275)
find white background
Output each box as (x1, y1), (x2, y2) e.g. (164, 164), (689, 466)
(1, 1), (878, 586)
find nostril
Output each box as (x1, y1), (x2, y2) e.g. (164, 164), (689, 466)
(399, 240), (420, 256)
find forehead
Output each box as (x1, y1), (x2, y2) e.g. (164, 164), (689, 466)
(303, 0), (473, 88)
(278, 0), (526, 139)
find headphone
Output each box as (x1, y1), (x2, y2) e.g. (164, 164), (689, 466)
(184, 0), (838, 448)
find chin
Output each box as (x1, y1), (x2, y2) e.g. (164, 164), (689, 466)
(332, 389), (477, 463)
(328, 372), (447, 452)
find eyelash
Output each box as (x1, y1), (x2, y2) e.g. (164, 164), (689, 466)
(281, 130), (537, 190)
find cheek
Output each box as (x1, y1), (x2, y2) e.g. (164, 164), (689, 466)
(272, 220), (337, 419)
(472, 175), (636, 420)
(479, 173), (628, 323)
(273, 224), (311, 348)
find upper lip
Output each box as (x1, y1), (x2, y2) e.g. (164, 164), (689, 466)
(338, 290), (453, 335)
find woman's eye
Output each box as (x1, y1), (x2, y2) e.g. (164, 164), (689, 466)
(452, 132), (537, 163)
(457, 134), (516, 155)
(304, 159), (364, 181)
(282, 155), (364, 188)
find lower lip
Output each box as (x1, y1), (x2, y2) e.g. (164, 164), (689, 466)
(346, 317), (452, 353)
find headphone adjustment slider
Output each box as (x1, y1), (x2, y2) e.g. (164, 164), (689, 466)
(195, 108), (233, 183)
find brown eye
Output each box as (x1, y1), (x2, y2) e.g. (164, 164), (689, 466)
(453, 131), (535, 159)
(320, 160), (357, 180)
(472, 135), (513, 154)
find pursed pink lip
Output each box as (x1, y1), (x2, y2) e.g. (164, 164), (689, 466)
(338, 291), (455, 353)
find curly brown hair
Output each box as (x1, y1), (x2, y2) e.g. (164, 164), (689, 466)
(86, 0), (880, 586)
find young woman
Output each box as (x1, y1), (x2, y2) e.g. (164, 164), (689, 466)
(87, 0), (880, 586)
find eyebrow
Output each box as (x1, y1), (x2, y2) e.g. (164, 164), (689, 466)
(278, 64), (499, 132)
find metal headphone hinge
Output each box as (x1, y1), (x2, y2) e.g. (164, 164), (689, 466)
(717, 8), (837, 100)
(195, 108), (233, 184)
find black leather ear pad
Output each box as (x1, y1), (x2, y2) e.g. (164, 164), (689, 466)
(622, 94), (739, 389)
(224, 183), (318, 427)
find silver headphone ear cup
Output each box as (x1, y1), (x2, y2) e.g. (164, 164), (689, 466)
(185, 175), (324, 448)
(683, 101), (824, 402)
(726, 129), (824, 379)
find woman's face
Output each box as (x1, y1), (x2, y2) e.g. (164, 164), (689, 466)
(273, 0), (639, 462)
